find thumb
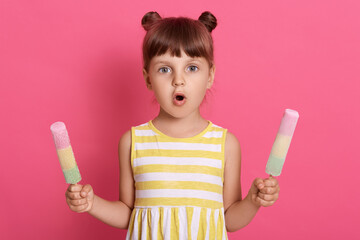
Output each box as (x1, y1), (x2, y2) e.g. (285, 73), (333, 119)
(251, 178), (264, 194)
(80, 184), (93, 198)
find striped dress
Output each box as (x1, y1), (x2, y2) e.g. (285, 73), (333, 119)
(126, 120), (228, 240)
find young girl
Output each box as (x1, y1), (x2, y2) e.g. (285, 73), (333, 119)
(65, 11), (280, 239)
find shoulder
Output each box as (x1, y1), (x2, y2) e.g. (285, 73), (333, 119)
(208, 123), (239, 155)
(118, 129), (132, 162)
(118, 122), (150, 148)
(223, 130), (242, 211)
(119, 129), (131, 149)
(224, 131), (241, 163)
(225, 131), (240, 147)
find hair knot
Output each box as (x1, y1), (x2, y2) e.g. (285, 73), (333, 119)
(198, 11), (217, 33)
(141, 11), (162, 31)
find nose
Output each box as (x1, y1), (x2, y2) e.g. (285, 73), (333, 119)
(172, 72), (185, 87)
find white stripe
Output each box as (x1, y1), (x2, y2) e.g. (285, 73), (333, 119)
(141, 209), (147, 238)
(179, 207), (188, 240)
(136, 189), (223, 202)
(150, 209), (159, 240)
(135, 129), (158, 136)
(135, 142), (221, 152)
(134, 173), (223, 186)
(222, 208), (227, 240)
(203, 131), (223, 138)
(163, 208), (171, 240)
(191, 207), (201, 240)
(214, 209), (219, 240)
(133, 156), (222, 168)
(205, 209), (211, 239)
(212, 124), (222, 128)
(126, 224), (130, 240)
(132, 210), (139, 240)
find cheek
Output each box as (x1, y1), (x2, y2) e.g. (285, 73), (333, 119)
(191, 85), (208, 102)
(153, 85), (170, 101)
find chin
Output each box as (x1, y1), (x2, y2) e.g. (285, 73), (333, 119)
(168, 108), (199, 119)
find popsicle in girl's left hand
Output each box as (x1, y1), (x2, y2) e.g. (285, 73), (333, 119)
(265, 109), (299, 176)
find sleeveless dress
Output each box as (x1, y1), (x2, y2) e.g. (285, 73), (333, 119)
(126, 121), (228, 240)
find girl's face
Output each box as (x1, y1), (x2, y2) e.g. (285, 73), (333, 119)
(143, 50), (215, 119)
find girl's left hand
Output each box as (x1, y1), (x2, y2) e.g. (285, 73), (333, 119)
(249, 176), (280, 207)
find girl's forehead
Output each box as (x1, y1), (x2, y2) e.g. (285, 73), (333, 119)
(151, 50), (205, 63)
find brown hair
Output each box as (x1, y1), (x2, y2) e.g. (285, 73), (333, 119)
(141, 11), (217, 71)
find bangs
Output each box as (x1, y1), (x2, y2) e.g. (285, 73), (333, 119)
(143, 17), (213, 70)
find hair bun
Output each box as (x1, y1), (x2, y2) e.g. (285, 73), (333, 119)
(198, 11), (217, 33)
(141, 11), (162, 31)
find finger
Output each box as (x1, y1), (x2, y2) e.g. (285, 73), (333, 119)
(66, 191), (82, 200)
(70, 198), (87, 206)
(260, 186), (279, 194)
(254, 178), (265, 190)
(70, 203), (89, 212)
(81, 184), (92, 198)
(68, 184), (83, 192)
(258, 192), (279, 201)
(77, 203), (90, 213)
(256, 197), (275, 207)
(264, 177), (278, 187)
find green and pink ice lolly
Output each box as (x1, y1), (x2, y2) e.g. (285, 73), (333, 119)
(50, 122), (81, 184)
(266, 109), (299, 176)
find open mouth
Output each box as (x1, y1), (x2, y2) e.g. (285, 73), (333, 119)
(173, 93), (186, 106)
(176, 95), (184, 101)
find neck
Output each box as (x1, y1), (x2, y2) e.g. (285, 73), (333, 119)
(152, 108), (209, 138)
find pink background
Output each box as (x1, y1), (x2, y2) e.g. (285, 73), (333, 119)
(1, 0), (359, 239)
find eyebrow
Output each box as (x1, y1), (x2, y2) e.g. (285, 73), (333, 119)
(152, 59), (203, 66)
(153, 60), (171, 65)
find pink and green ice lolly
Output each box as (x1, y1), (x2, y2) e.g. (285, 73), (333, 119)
(50, 122), (81, 184)
(266, 109), (299, 176)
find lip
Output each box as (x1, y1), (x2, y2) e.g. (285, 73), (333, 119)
(173, 92), (186, 106)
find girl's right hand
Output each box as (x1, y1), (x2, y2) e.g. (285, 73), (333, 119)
(65, 184), (94, 213)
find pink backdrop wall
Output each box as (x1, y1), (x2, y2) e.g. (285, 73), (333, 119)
(1, 0), (359, 239)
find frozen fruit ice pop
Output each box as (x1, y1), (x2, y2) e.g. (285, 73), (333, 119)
(266, 109), (299, 176)
(50, 122), (81, 184)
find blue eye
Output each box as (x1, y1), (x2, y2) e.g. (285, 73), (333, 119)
(187, 65), (198, 72)
(159, 67), (171, 73)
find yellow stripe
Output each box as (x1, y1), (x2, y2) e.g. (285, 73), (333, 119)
(135, 198), (223, 209)
(170, 208), (179, 240)
(131, 127), (136, 168)
(135, 125), (151, 130)
(135, 149), (224, 160)
(136, 124), (223, 131)
(57, 146), (77, 170)
(221, 129), (227, 182)
(134, 135), (224, 144)
(186, 207), (194, 240)
(128, 209), (136, 239)
(148, 209), (152, 240)
(134, 165), (222, 177)
(137, 208), (143, 238)
(158, 207), (164, 240)
(217, 210), (223, 240)
(148, 120), (213, 140)
(135, 181), (222, 194)
(197, 208), (207, 240)
(209, 210), (215, 240)
(134, 123), (224, 133)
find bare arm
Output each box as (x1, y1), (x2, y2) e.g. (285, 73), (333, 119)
(223, 132), (260, 232)
(223, 132), (280, 232)
(86, 130), (135, 229)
